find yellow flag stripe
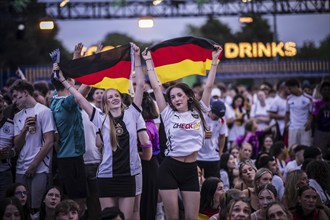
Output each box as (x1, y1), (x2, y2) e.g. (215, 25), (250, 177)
(91, 77), (130, 94)
(155, 59), (215, 84)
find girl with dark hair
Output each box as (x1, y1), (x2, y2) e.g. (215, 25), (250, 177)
(139, 91), (160, 220)
(219, 153), (236, 191)
(142, 45), (222, 219)
(39, 186), (63, 220)
(290, 186), (328, 220)
(228, 94), (247, 146)
(5, 183), (30, 220)
(199, 177), (224, 218)
(306, 160), (330, 206)
(0, 196), (25, 220)
(270, 141), (287, 177)
(260, 135), (274, 154)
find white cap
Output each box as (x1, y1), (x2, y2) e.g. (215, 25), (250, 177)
(211, 88), (221, 97)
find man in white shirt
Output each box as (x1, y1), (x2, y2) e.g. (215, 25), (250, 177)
(268, 81), (288, 139)
(197, 100), (227, 178)
(285, 79), (313, 148)
(11, 80), (55, 213)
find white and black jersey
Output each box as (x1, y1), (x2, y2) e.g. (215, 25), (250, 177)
(0, 118), (14, 172)
(91, 103), (142, 178)
(161, 101), (208, 157)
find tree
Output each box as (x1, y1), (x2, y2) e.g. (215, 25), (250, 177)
(102, 32), (151, 50)
(235, 16), (274, 43)
(0, 0), (70, 70)
(185, 16), (236, 45)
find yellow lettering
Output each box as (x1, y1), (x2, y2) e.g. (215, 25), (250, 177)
(239, 42), (253, 58)
(258, 43), (272, 57)
(272, 42), (285, 57)
(252, 42), (258, 57)
(225, 43), (239, 59)
(284, 42), (297, 57)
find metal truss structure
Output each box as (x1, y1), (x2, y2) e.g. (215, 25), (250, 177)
(41, 0), (330, 20)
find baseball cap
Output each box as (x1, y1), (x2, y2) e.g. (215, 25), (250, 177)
(211, 88), (221, 98)
(210, 100), (226, 118)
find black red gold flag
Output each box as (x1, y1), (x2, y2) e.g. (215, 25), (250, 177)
(59, 44), (133, 93)
(148, 36), (222, 83)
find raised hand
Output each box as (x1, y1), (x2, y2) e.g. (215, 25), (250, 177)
(142, 49), (152, 61)
(212, 45), (223, 63)
(73, 42), (84, 60)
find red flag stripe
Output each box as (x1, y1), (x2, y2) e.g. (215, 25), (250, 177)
(73, 61), (131, 85)
(150, 43), (213, 67)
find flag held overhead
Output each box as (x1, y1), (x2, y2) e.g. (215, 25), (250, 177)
(148, 36), (222, 84)
(58, 44), (133, 94)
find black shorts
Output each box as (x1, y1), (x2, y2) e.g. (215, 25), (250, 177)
(197, 160), (220, 178)
(97, 176), (136, 197)
(57, 156), (87, 199)
(158, 157), (199, 192)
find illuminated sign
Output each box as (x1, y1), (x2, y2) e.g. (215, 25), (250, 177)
(84, 41), (297, 59)
(224, 42), (297, 59)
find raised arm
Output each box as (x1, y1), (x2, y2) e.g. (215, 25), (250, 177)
(201, 45), (223, 107)
(142, 49), (167, 112)
(73, 42), (84, 60)
(55, 64), (94, 117)
(132, 43), (144, 108)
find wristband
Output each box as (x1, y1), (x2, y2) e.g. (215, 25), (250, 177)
(60, 79), (66, 83)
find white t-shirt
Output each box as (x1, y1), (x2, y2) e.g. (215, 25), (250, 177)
(283, 160), (301, 180)
(81, 107), (101, 164)
(286, 94), (313, 129)
(0, 118), (14, 172)
(14, 103), (56, 174)
(197, 114), (227, 161)
(268, 95), (287, 135)
(250, 101), (270, 129)
(161, 101), (208, 157)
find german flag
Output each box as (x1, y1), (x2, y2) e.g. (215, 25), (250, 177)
(148, 36), (222, 84)
(59, 44), (132, 93)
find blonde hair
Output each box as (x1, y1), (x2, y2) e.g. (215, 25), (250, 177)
(101, 89), (127, 151)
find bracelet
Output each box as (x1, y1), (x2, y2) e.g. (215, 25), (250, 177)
(135, 65), (142, 68)
(60, 79), (66, 83)
(147, 68), (154, 71)
(67, 85), (72, 90)
(145, 58), (152, 61)
(212, 63), (217, 66)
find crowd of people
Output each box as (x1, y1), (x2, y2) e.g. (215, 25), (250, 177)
(0, 42), (330, 220)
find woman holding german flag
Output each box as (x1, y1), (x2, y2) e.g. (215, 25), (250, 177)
(142, 39), (223, 220)
(55, 43), (146, 220)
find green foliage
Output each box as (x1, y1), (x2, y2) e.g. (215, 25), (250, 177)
(235, 16), (273, 43)
(186, 16), (236, 45)
(0, 0), (70, 70)
(102, 32), (153, 51)
(296, 34), (330, 59)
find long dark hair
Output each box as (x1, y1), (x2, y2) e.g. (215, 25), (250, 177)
(141, 92), (158, 120)
(165, 83), (207, 132)
(199, 177), (222, 212)
(219, 153), (234, 188)
(0, 197), (25, 220)
(231, 94), (245, 112)
(39, 186), (63, 220)
(306, 160), (330, 195)
(5, 183), (30, 220)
